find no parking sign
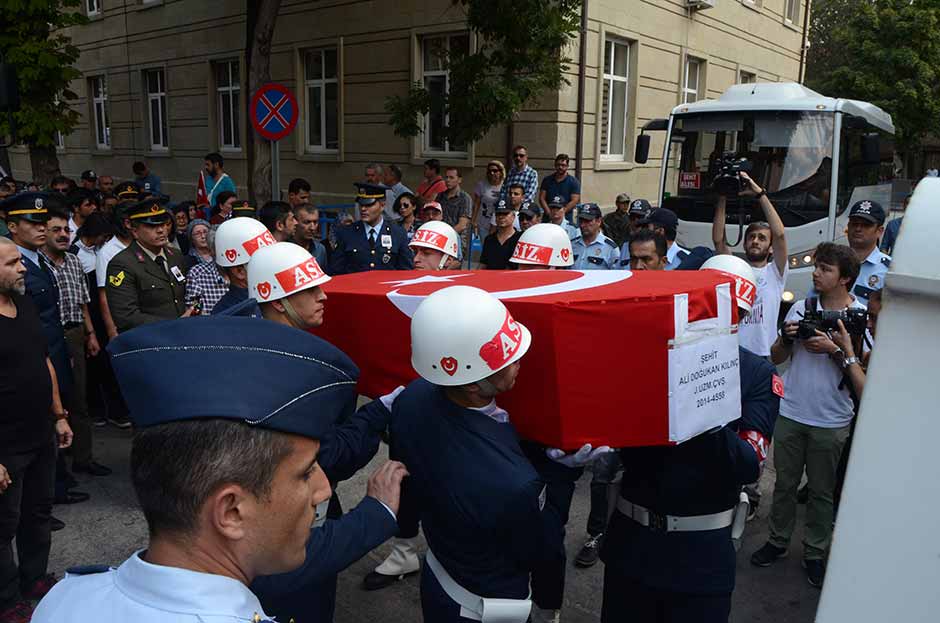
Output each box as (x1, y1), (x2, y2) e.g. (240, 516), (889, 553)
(250, 83), (298, 141)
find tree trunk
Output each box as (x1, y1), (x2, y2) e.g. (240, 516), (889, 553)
(28, 143), (60, 186)
(247, 0), (282, 207)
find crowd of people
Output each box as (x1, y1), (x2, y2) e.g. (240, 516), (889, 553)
(0, 144), (896, 623)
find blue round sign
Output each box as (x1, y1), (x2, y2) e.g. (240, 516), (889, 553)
(250, 83), (298, 141)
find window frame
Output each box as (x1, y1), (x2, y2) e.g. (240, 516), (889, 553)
(739, 71), (756, 85)
(302, 47), (339, 154)
(682, 57), (703, 105)
(145, 68), (169, 151)
(86, 0), (101, 16)
(89, 75), (110, 150)
(600, 37), (632, 161)
(785, 0), (800, 24)
(419, 31), (469, 158)
(214, 59), (241, 151)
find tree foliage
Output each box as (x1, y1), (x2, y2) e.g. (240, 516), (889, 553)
(386, 0), (582, 147)
(0, 0), (86, 148)
(806, 0), (940, 151)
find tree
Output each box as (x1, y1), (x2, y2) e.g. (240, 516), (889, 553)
(246, 0), (282, 207)
(806, 0), (940, 155)
(386, 0), (582, 148)
(0, 0), (86, 184)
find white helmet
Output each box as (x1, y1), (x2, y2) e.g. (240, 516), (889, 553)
(247, 242), (330, 303)
(510, 223), (573, 267)
(214, 217), (276, 267)
(409, 221), (461, 265)
(411, 286), (531, 386)
(701, 254), (757, 314)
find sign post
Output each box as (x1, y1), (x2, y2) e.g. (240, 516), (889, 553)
(250, 83), (298, 201)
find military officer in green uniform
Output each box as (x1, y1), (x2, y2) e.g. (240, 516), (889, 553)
(105, 198), (195, 333)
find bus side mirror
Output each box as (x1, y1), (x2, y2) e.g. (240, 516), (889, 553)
(635, 134), (651, 164)
(861, 134), (880, 165)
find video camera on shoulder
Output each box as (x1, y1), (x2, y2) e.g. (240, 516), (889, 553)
(797, 308), (868, 340)
(711, 152), (753, 196)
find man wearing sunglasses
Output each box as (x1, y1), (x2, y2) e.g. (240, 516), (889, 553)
(500, 145), (539, 205)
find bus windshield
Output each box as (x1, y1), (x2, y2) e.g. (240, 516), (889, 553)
(662, 110), (834, 227)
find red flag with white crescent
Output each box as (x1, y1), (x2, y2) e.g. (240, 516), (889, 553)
(196, 170), (208, 206)
(313, 270), (744, 449)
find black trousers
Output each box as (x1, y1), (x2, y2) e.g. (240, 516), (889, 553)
(601, 565), (731, 623)
(0, 439), (56, 609)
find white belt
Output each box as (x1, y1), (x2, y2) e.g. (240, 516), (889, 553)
(616, 497), (735, 532)
(425, 549), (532, 623)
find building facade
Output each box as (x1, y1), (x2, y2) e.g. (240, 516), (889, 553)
(9, 0), (809, 209)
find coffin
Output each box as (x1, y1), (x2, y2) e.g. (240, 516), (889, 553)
(314, 269), (744, 449)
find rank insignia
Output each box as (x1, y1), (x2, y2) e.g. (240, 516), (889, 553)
(108, 271), (125, 287)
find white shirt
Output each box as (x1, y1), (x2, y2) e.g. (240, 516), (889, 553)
(32, 550), (272, 623)
(68, 216), (79, 245)
(364, 217), (385, 243)
(96, 236), (128, 288)
(739, 261), (788, 357)
(779, 297), (866, 429)
(72, 239), (98, 274)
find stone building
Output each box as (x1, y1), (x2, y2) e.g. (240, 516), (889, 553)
(9, 0), (810, 208)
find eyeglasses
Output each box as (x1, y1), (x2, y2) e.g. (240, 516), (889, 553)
(400, 203), (413, 209)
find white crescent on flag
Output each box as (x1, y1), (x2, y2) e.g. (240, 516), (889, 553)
(382, 270), (633, 318)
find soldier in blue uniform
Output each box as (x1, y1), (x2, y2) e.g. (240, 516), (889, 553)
(387, 286), (585, 623)
(845, 199), (890, 306)
(330, 183), (413, 274)
(33, 316), (407, 623)
(601, 257), (780, 622)
(570, 203), (620, 270)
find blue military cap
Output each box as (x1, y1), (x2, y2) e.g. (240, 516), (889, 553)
(355, 182), (389, 206)
(578, 202), (603, 220)
(848, 199), (886, 225)
(107, 316), (359, 439)
(1, 192), (64, 223)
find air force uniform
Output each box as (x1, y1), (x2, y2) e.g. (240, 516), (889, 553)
(32, 316), (361, 623)
(571, 203), (620, 270)
(329, 183), (414, 274)
(601, 347), (779, 622)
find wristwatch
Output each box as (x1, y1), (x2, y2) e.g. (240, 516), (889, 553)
(842, 356), (860, 369)
(54, 409), (69, 421)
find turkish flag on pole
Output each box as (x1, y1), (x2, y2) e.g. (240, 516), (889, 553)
(196, 170), (208, 207)
(313, 270), (745, 449)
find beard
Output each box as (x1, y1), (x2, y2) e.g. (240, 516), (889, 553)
(0, 280), (25, 296)
(745, 246), (770, 263)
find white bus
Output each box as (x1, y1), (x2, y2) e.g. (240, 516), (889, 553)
(635, 82), (896, 302)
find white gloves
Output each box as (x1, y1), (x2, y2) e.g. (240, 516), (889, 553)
(546, 443), (613, 467)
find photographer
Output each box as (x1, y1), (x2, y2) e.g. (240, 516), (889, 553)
(750, 242), (863, 589)
(712, 171), (787, 358)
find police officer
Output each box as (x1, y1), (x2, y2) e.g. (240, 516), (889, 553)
(571, 203), (620, 270)
(845, 199), (890, 305)
(32, 316), (407, 623)
(546, 196), (580, 239)
(637, 207), (689, 270)
(330, 183), (413, 274)
(601, 256), (779, 623)
(105, 198), (194, 333)
(386, 286), (586, 623)
(211, 217), (276, 315)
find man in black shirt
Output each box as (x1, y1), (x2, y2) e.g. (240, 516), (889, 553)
(479, 202), (521, 270)
(0, 237), (72, 623)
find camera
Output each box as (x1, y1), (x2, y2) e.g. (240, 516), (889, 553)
(797, 308), (868, 340)
(711, 153), (753, 196)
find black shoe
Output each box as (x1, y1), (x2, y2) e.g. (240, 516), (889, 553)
(802, 559), (825, 588)
(72, 461), (112, 476)
(797, 484), (809, 504)
(574, 533), (603, 568)
(54, 490), (90, 505)
(362, 570), (415, 591)
(107, 415), (132, 429)
(750, 542), (788, 567)
(50, 517), (65, 531)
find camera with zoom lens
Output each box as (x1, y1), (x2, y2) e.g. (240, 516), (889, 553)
(711, 153), (753, 196)
(797, 308), (868, 340)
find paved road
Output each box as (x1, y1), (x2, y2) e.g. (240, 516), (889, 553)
(48, 426), (822, 622)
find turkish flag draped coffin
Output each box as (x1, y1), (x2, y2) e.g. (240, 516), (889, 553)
(313, 270), (744, 449)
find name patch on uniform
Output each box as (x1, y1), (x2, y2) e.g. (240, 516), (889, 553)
(108, 271), (125, 287)
(478, 309), (523, 370)
(511, 241), (552, 265)
(171, 265), (186, 282)
(381, 234), (393, 249)
(242, 230), (276, 256)
(275, 257), (325, 295)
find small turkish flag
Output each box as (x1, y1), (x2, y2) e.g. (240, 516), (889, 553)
(196, 170), (208, 206)
(772, 374), (785, 398)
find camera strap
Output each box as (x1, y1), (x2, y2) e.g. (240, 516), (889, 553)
(727, 197), (747, 247)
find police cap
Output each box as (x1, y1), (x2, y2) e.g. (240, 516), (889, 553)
(577, 203), (603, 220)
(848, 199), (886, 225)
(628, 199), (652, 217)
(519, 203), (541, 219)
(80, 169), (97, 182)
(547, 195), (566, 209)
(494, 199), (513, 214)
(354, 182), (388, 206)
(107, 316), (359, 440)
(1, 192), (63, 223)
(638, 207), (678, 230)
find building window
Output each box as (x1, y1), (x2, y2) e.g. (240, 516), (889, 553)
(682, 57), (703, 104)
(303, 48), (339, 152)
(785, 0), (800, 23)
(600, 38), (631, 159)
(740, 71), (756, 84)
(86, 0), (100, 16)
(53, 95), (65, 149)
(215, 60), (240, 150)
(146, 69), (169, 150)
(90, 76), (110, 149)
(421, 32), (469, 155)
